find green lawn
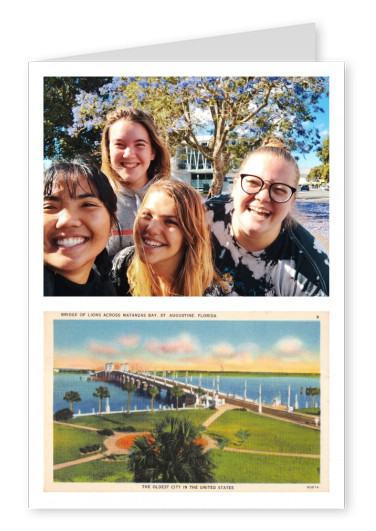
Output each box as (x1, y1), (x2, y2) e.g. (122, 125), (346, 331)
(207, 410), (320, 454)
(54, 456), (133, 483)
(65, 409), (214, 431)
(54, 424), (105, 465)
(54, 450), (320, 484)
(212, 450), (320, 483)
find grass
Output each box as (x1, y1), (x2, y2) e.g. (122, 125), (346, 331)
(207, 410), (320, 454)
(53, 408), (320, 484)
(212, 450), (320, 483)
(53, 424), (105, 465)
(54, 458), (133, 483)
(54, 450), (320, 484)
(65, 409), (214, 431)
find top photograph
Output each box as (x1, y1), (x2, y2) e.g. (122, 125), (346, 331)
(43, 75), (330, 297)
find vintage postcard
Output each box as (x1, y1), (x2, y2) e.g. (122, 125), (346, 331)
(44, 312), (328, 494)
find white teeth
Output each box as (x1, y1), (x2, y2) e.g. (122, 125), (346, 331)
(56, 237), (86, 247)
(249, 206), (270, 216)
(122, 163), (138, 168)
(144, 239), (164, 247)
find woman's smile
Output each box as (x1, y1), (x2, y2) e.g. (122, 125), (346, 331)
(135, 191), (184, 277)
(43, 175), (112, 284)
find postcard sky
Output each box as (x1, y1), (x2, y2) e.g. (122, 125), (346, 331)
(53, 319), (320, 373)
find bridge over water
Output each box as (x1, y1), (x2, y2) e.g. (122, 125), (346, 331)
(89, 370), (320, 428)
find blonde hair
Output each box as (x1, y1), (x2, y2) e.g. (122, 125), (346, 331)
(236, 136), (299, 229)
(127, 180), (219, 296)
(239, 136), (300, 189)
(100, 107), (171, 192)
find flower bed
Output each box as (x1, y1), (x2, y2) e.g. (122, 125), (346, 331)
(115, 433), (151, 450)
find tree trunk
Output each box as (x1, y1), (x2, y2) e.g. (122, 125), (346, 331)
(207, 151), (229, 199)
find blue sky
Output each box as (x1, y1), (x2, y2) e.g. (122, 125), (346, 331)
(54, 319), (321, 373)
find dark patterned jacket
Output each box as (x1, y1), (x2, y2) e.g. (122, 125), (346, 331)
(206, 194), (329, 297)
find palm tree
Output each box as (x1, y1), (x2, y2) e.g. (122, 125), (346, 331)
(122, 381), (138, 413)
(170, 385), (185, 410)
(63, 390), (81, 413)
(148, 385), (159, 412)
(194, 387), (205, 407)
(127, 415), (215, 483)
(306, 387), (320, 408)
(92, 386), (110, 415)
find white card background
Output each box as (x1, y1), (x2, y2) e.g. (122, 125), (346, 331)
(4, 0), (372, 525)
(29, 59), (344, 510)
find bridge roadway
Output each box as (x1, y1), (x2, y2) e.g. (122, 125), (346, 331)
(91, 370), (320, 429)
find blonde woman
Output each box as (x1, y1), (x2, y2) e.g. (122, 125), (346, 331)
(111, 180), (224, 296)
(101, 107), (171, 256)
(206, 137), (329, 296)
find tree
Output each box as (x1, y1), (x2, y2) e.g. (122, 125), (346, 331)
(63, 390), (81, 413)
(307, 136), (329, 183)
(194, 387), (205, 407)
(127, 415), (215, 483)
(235, 429), (251, 447)
(53, 408), (73, 421)
(64, 76), (328, 196)
(306, 387), (320, 408)
(148, 385), (159, 412)
(44, 76), (111, 161)
(122, 381), (138, 413)
(170, 385), (185, 410)
(92, 386), (110, 415)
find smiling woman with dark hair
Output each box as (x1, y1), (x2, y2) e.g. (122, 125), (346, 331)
(43, 158), (119, 296)
(206, 137), (329, 296)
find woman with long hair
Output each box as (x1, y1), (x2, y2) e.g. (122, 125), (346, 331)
(206, 137), (329, 296)
(43, 158), (119, 296)
(111, 180), (224, 296)
(101, 106), (171, 257)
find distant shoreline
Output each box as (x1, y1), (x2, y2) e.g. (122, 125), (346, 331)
(54, 370), (320, 378)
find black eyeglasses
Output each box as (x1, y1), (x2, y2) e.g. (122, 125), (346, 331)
(240, 174), (296, 203)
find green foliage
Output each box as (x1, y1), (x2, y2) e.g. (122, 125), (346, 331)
(97, 429), (114, 436)
(122, 382), (138, 413)
(127, 415), (215, 483)
(306, 387), (320, 408)
(92, 386), (110, 415)
(53, 408), (73, 421)
(44, 76), (111, 161)
(79, 444), (101, 454)
(170, 385), (185, 410)
(307, 136), (329, 183)
(235, 429), (251, 446)
(63, 390), (81, 412)
(148, 385), (159, 412)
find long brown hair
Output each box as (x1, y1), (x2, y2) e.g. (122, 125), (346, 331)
(101, 107), (171, 191)
(127, 180), (219, 296)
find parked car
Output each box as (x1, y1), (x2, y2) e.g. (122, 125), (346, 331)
(300, 184), (310, 191)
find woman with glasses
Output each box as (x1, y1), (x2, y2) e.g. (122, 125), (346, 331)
(206, 137), (329, 296)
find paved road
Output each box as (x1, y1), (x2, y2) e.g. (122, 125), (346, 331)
(296, 189), (329, 203)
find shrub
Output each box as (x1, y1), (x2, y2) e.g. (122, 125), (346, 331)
(115, 425), (136, 432)
(53, 408), (73, 421)
(97, 429), (114, 436)
(79, 444), (101, 454)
